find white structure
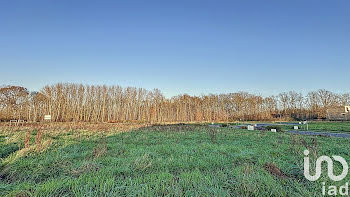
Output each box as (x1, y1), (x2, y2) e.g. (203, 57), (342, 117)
(18, 120), (25, 126)
(247, 125), (254, 130)
(44, 115), (52, 120)
(9, 120), (17, 126)
(271, 129), (277, 132)
(294, 126), (299, 130)
(9, 120), (25, 126)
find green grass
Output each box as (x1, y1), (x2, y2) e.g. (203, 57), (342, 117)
(278, 122), (350, 133)
(307, 122), (350, 132)
(1, 125), (350, 196)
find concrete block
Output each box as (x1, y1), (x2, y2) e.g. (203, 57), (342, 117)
(248, 125), (254, 130)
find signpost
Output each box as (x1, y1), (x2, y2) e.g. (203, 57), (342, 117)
(303, 120), (308, 131)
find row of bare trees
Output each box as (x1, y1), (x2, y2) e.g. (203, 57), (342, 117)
(0, 83), (349, 122)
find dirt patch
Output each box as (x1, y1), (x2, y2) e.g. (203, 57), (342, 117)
(264, 162), (288, 178)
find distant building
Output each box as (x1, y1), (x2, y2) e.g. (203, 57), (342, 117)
(327, 106), (350, 120)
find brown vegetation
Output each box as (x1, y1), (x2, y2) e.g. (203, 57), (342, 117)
(264, 163), (288, 178)
(0, 83), (349, 123)
(34, 129), (43, 152)
(24, 130), (31, 149)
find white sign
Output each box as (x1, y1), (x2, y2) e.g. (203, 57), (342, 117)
(271, 129), (277, 132)
(44, 115), (52, 120)
(294, 126), (299, 130)
(247, 125), (254, 130)
(346, 106), (350, 113)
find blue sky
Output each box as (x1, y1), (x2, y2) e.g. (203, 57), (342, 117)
(1, 0), (349, 97)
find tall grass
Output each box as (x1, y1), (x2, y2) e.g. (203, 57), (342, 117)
(1, 124), (350, 196)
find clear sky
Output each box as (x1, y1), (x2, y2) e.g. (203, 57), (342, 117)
(1, 0), (349, 97)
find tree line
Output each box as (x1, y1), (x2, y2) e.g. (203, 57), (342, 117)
(0, 83), (349, 122)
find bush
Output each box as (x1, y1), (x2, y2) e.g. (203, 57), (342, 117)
(221, 123), (229, 127)
(265, 125), (283, 132)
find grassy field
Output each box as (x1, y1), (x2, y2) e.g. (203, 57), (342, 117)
(1, 124), (350, 196)
(305, 122), (350, 132)
(276, 121), (350, 133)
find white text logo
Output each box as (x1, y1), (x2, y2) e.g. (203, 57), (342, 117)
(304, 149), (348, 182)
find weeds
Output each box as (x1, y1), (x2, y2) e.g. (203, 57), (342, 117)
(208, 127), (219, 143)
(35, 129), (43, 152)
(71, 162), (100, 177)
(133, 153), (152, 171)
(24, 130), (31, 148)
(1, 122), (349, 196)
(92, 134), (108, 159)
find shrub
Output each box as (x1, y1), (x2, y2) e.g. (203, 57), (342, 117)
(24, 130), (32, 148)
(265, 125), (283, 132)
(221, 123), (229, 127)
